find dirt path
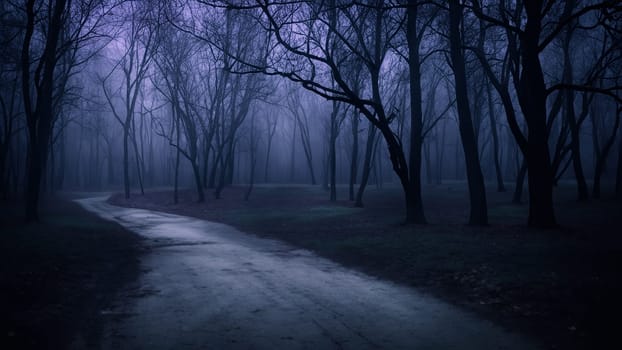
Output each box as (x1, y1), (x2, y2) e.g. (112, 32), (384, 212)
(77, 197), (540, 350)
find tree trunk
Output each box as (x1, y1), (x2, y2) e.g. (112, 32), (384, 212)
(517, 1), (557, 228)
(405, 1), (427, 224)
(355, 123), (377, 207)
(123, 126), (131, 199)
(245, 115), (258, 201)
(130, 130), (145, 195)
(349, 112), (359, 201)
(202, 140), (210, 188)
(23, 0), (67, 222)
(106, 141), (114, 186)
(208, 148), (220, 189)
(263, 137), (273, 183)
(215, 140), (234, 199)
(329, 102), (338, 202)
(174, 118), (180, 204)
(48, 135), (55, 193)
(191, 161), (205, 202)
(290, 120), (297, 182)
(377, 124), (421, 224)
(561, 17), (588, 201)
(593, 110), (621, 199)
(448, 0), (488, 225)
(513, 160), (527, 204)
(486, 79), (505, 192)
(436, 120), (446, 184)
(57, 123), (65, 190)
(264, 117), (276, 183)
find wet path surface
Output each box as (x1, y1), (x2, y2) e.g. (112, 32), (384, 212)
(77, 197), (540, 350)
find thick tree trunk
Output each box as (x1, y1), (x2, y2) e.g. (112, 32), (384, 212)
(405, 1), (427, 224)
(517, 1), (557, 228)
(23, 0), (67, 222)
(448, 0), (488, 225)
(377, 124), (421, 224)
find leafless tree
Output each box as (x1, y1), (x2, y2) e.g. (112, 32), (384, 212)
(101, 1), (157, 199)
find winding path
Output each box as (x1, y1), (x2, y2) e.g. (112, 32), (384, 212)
(77, 197), (539, 350)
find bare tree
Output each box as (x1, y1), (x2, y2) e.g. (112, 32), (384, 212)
(217, 1), (430, 223)
(448, 0), (488, 225)
(20, 0), (113, 220)
(101, 2), (156, 199)
(153, 26), (206, 202)
(286, 87), (317, 185)
(470, 0), (621, 227)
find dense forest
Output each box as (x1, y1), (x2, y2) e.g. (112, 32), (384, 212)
(1, 0), (621, 226)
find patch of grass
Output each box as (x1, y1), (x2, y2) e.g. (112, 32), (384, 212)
(0, 197), (142, 350)
(488, 204), (528, 219)
(224, 205), (361, 225)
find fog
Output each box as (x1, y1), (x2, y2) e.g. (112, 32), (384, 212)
(1, 1), (621, 224)
(3, 2), (622, 349)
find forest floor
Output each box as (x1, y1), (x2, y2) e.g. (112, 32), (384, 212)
(0, 195), (143, 349)
(109, 182), (622, 350)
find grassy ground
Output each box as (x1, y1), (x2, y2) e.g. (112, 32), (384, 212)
(110, 183), (622, 350)
(0, 195), (142, 349)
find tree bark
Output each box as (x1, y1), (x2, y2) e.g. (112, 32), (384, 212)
(448, 0), (488, 225)
(517, 1), (557, 228)
(405, 1), (427, 223)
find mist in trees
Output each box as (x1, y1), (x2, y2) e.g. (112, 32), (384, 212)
(1, 0), (621, 228)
